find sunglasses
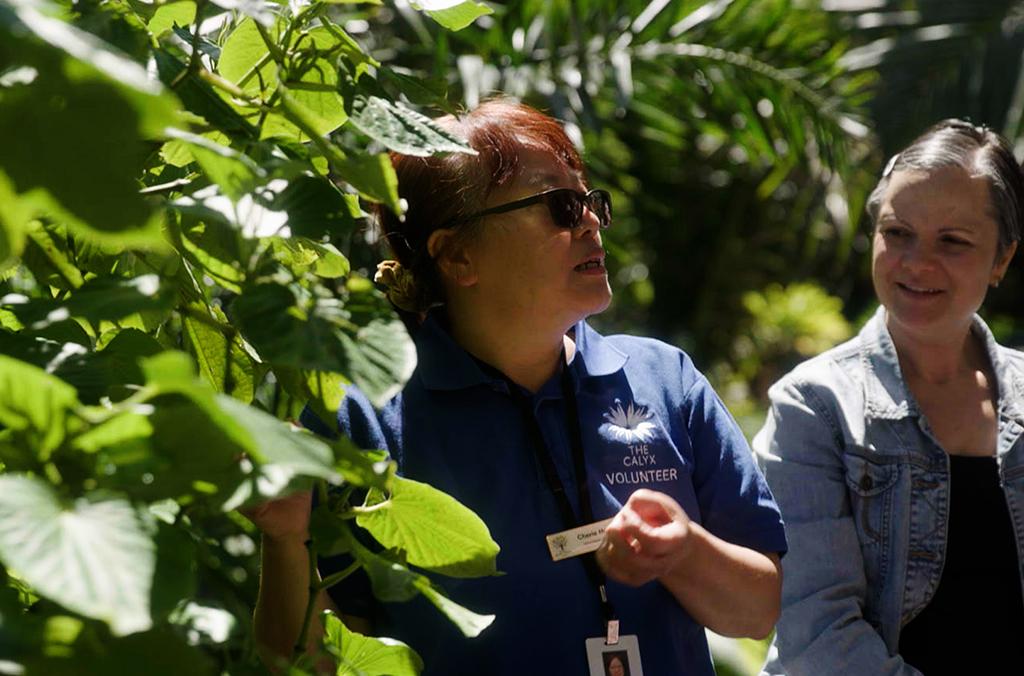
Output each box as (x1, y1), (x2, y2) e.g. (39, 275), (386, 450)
(451, 188), (612, 230)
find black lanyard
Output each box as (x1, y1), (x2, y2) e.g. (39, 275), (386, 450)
(509, 363), (616, 627)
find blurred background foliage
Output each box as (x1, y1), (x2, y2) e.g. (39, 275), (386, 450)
(350, 0), (1023, 397)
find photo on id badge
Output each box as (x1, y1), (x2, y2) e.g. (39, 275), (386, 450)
(586, 635), (642, 676)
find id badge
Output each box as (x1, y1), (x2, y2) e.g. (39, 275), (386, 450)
(585, 635), (643, 676)
(545, 518), (614, 561)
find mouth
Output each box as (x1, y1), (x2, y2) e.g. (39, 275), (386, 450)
(574, 255), (605, 272)
(896, 282), (942, 295)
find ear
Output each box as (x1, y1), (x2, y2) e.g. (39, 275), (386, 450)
(428, 228), (478, 288)
(991, 240), (1018, 287)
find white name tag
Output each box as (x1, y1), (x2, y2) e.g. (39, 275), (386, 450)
(545, 518), (614, 561)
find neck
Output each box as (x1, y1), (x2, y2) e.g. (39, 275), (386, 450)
(886, 314), (981, 384)
(446, 300), (576, 393)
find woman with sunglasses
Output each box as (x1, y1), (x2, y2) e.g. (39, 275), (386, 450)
(757, 120), (1024, 675)
(250, 99), (787, 675)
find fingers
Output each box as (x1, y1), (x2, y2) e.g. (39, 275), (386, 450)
(596, 490), (692, 587)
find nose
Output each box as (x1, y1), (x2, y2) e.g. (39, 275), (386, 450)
(898, 239), (938, 273)
(574, 204), (604, 242)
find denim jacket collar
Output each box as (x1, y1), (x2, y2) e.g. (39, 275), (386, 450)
(860, 305), (1024, 431)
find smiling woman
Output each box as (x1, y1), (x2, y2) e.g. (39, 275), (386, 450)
(758, 120), (1024, 675)
(249, 98), (787, 675)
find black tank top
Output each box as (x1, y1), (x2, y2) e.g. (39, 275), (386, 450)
(898, 455), (1024, 673)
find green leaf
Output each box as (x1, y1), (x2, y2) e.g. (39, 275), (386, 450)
(323, 611), (423, 676)
(346, 535), (494, 637)
(356, 477), (499, 578)
(0, 15), (175, 245)
(231, 286), (414, 407)
(348, 96), (475, 157)
(147, 0), (196, 37)
(275, 366), (349, 433)
(5, 274), (173, 328)
(0, 171), (28, 273)
(0, 355), (79, 461)
(271, 237), (350, 278)
(410, 0), (492, 31)
(411, 576), (494, 638)
(330, 152), (402, 214)
(26, 626), (213, 676)
(215, 394), (338, 483)
(182, 303), (255, 401)
(152, 49), (257, 139)
(340, 318), (416, 408)
(218, 20), (348, 140)
(269, 175), (362, 241)
(164, 129), (264, 202)
(72, 413), (153, 454)
(0, 475), (155, 636)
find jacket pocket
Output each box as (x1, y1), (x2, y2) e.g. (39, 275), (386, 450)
(843, 452), (899, 545)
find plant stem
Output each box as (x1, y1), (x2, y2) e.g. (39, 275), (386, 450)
(317, 560), (360, 591)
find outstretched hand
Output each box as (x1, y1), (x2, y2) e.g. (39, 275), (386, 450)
(596, 489), (692, 587)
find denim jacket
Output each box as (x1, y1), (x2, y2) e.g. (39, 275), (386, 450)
(756, 307), (1024, 676)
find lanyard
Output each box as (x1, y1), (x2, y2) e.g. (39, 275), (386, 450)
(509, 363), (617, 629)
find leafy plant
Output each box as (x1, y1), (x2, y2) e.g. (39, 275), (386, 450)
(0, 0), (500, 672)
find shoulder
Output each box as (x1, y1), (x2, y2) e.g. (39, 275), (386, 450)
(602, 332), (702, 388)
(767, 334), (864, 407)
(334, 384), (404, 451)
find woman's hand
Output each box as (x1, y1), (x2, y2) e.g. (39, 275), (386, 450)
(242, 489), (312, 543)
(596, 489), (692, 587)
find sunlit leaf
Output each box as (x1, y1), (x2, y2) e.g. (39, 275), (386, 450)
(356, 477), (499, 578)
(322, 611), (422, 676)
(410, 0), (492, 31)
(0, 475), (155, 636)
(348, 96), (475, 157)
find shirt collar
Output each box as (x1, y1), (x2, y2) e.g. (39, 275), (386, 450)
(414, 313), (629, 391)
(860, 305), (1024, 426)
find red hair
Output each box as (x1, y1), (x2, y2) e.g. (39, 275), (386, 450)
(377, 98), (586, 309)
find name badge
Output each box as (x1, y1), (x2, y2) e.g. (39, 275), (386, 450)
(545, 518), (613, 561)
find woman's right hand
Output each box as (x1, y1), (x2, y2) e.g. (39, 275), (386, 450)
(242, 489), (312, 542)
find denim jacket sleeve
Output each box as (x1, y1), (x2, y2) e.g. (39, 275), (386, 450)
(755, 378), (921, 676)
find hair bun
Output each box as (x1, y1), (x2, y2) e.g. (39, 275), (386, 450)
(374, 259), (424, 313)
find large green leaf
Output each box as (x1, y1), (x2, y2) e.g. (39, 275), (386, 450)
(323, 611), (423, 676)
(356, 477), (499, 578)
(348, 95), (475, 157)
(0, 355), (79, 462)
(0, 475), (155, 636)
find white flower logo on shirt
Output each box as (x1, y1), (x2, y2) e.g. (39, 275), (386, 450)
(599, 399), (656, 444)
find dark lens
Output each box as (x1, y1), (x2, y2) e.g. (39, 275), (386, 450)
(545, 189), (583, 229)
(587, 190), (612, 228)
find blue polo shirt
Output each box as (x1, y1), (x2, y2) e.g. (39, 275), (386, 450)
(309, 314), (787, 675)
